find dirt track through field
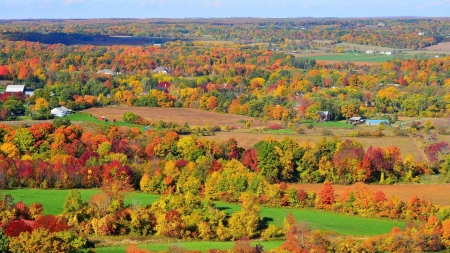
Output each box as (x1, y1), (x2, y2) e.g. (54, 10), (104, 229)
(291, 183), (450, 207)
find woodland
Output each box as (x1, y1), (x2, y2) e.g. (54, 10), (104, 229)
(1, 18), (450, 252)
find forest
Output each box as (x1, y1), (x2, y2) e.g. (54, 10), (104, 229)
(1, 18), (450, 252)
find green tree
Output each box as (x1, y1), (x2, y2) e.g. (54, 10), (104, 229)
(0, 229), (10, 253)
(63, 190), (84, 213)
(12, 128), (35, 153)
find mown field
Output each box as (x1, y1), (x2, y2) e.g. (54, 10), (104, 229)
(66, 112), (145, 131)
(3, 189), (404, 236)
(96, 240), (284, 253)
(309, 52), (395, 62)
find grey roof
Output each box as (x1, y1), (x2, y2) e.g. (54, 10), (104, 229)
(5, 85), (25, 93)
(51, 106), (71, 113)
(154, 66), (169, 73)
(97, 69), (119, 75)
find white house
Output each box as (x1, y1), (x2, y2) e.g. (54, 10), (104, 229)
(97, 69), (120, 75)
(153, 66), (170, 74)
(51, 106), (72, 117)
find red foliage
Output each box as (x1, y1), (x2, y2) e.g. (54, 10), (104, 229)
(233, 237), (257, 253)
(163, 210), (185, 238)
(425, 142), (449, 163)
(34, 214), (69, 233)
(4, 219), (33, 237)
(242, 149), (259, 172)
(318, 182), (334, 208)
(267, 124), (282, 130)
(29, 123), (55, 141)
(175, 159), (188, 168)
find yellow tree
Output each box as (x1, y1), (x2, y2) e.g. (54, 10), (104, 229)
(34, 97), (50, 111)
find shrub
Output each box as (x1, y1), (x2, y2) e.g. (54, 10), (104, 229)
(268, 124), (282, 130)
(321, 129), (333, 136)
(393, 127), (409, 137)
(53, 118), (71, 128)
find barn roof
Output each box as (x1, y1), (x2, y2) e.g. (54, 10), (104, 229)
(5, 85), (25, 93)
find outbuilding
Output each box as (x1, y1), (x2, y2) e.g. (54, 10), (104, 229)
(366, 119), (389, 126)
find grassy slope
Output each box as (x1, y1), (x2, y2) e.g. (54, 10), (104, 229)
(310, 52), (395, 62)
(216, 203), (404, 236)
(3, 189), (159, 215)
(4, 189), (404, 236)
(96, 240), (283, 253)
(65, 112), (145, 131)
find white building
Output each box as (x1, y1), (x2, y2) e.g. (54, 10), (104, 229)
(5, 85), (25, 93)
(50, 106), (72, 117)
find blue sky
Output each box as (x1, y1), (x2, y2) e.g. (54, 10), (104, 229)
(1, 0), (450, 19)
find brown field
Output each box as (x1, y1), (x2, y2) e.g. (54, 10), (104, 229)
(425, 42), (450, 51)
(83, 107), (279, 128)
(201, 131), (425, 159)
(291, 183), (450, 207)
(82, 107), (438, 160)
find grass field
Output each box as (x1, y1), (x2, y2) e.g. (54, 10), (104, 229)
(66, 112), (145, 131)
(96, 240), (284, 253)
(2, 189), (159, 215)
(3, 189), (404, 236)
(216, 202), (404, 236)
(310, 52), (395, 62)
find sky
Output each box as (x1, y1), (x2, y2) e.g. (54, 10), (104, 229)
(1, 0), (450, 19)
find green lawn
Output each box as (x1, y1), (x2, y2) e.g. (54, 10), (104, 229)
(65, 112), (145, 131)
(216, 202), (404, 236)
(96, 240), (283, 253)
(264, 129), (296, 134)
(3, 189), (159, 215)
(310, 52), (394, 62)
(3, 189), (404, 236)
(300, 120), (354, 129)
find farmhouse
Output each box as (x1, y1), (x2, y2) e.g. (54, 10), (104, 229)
(366, 119), (389, 126)
(5, 85), (34, 96)
(154, 66), (170, 74)
(51, 106), (72, 117)
(349, 116), (364, 124)
(319, 111), (330, 122)
(97, 69), (120, 75)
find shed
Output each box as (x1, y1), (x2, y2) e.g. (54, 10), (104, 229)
(366, 119), (389, 126)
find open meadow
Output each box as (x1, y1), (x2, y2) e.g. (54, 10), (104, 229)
(3, 189), (405, 236)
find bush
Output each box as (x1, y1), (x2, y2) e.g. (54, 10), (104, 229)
(268, 124), (282, 130)
(321, 129), (333, 136)
(393, 127), (409, 137)
(53, 118), (71, 128)
(123, 112), (139, 122)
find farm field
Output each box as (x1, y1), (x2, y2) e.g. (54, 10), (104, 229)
(3, 189), (160, 215)
(83, 107), (278, 128)
(66, 112), (145, 131)
(96, 240), (284, 253)
(291, 184), (450, 207)
(201, 131), (425, 159)
(309, 52), (395, 62)
(3, 189), (404, 236)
